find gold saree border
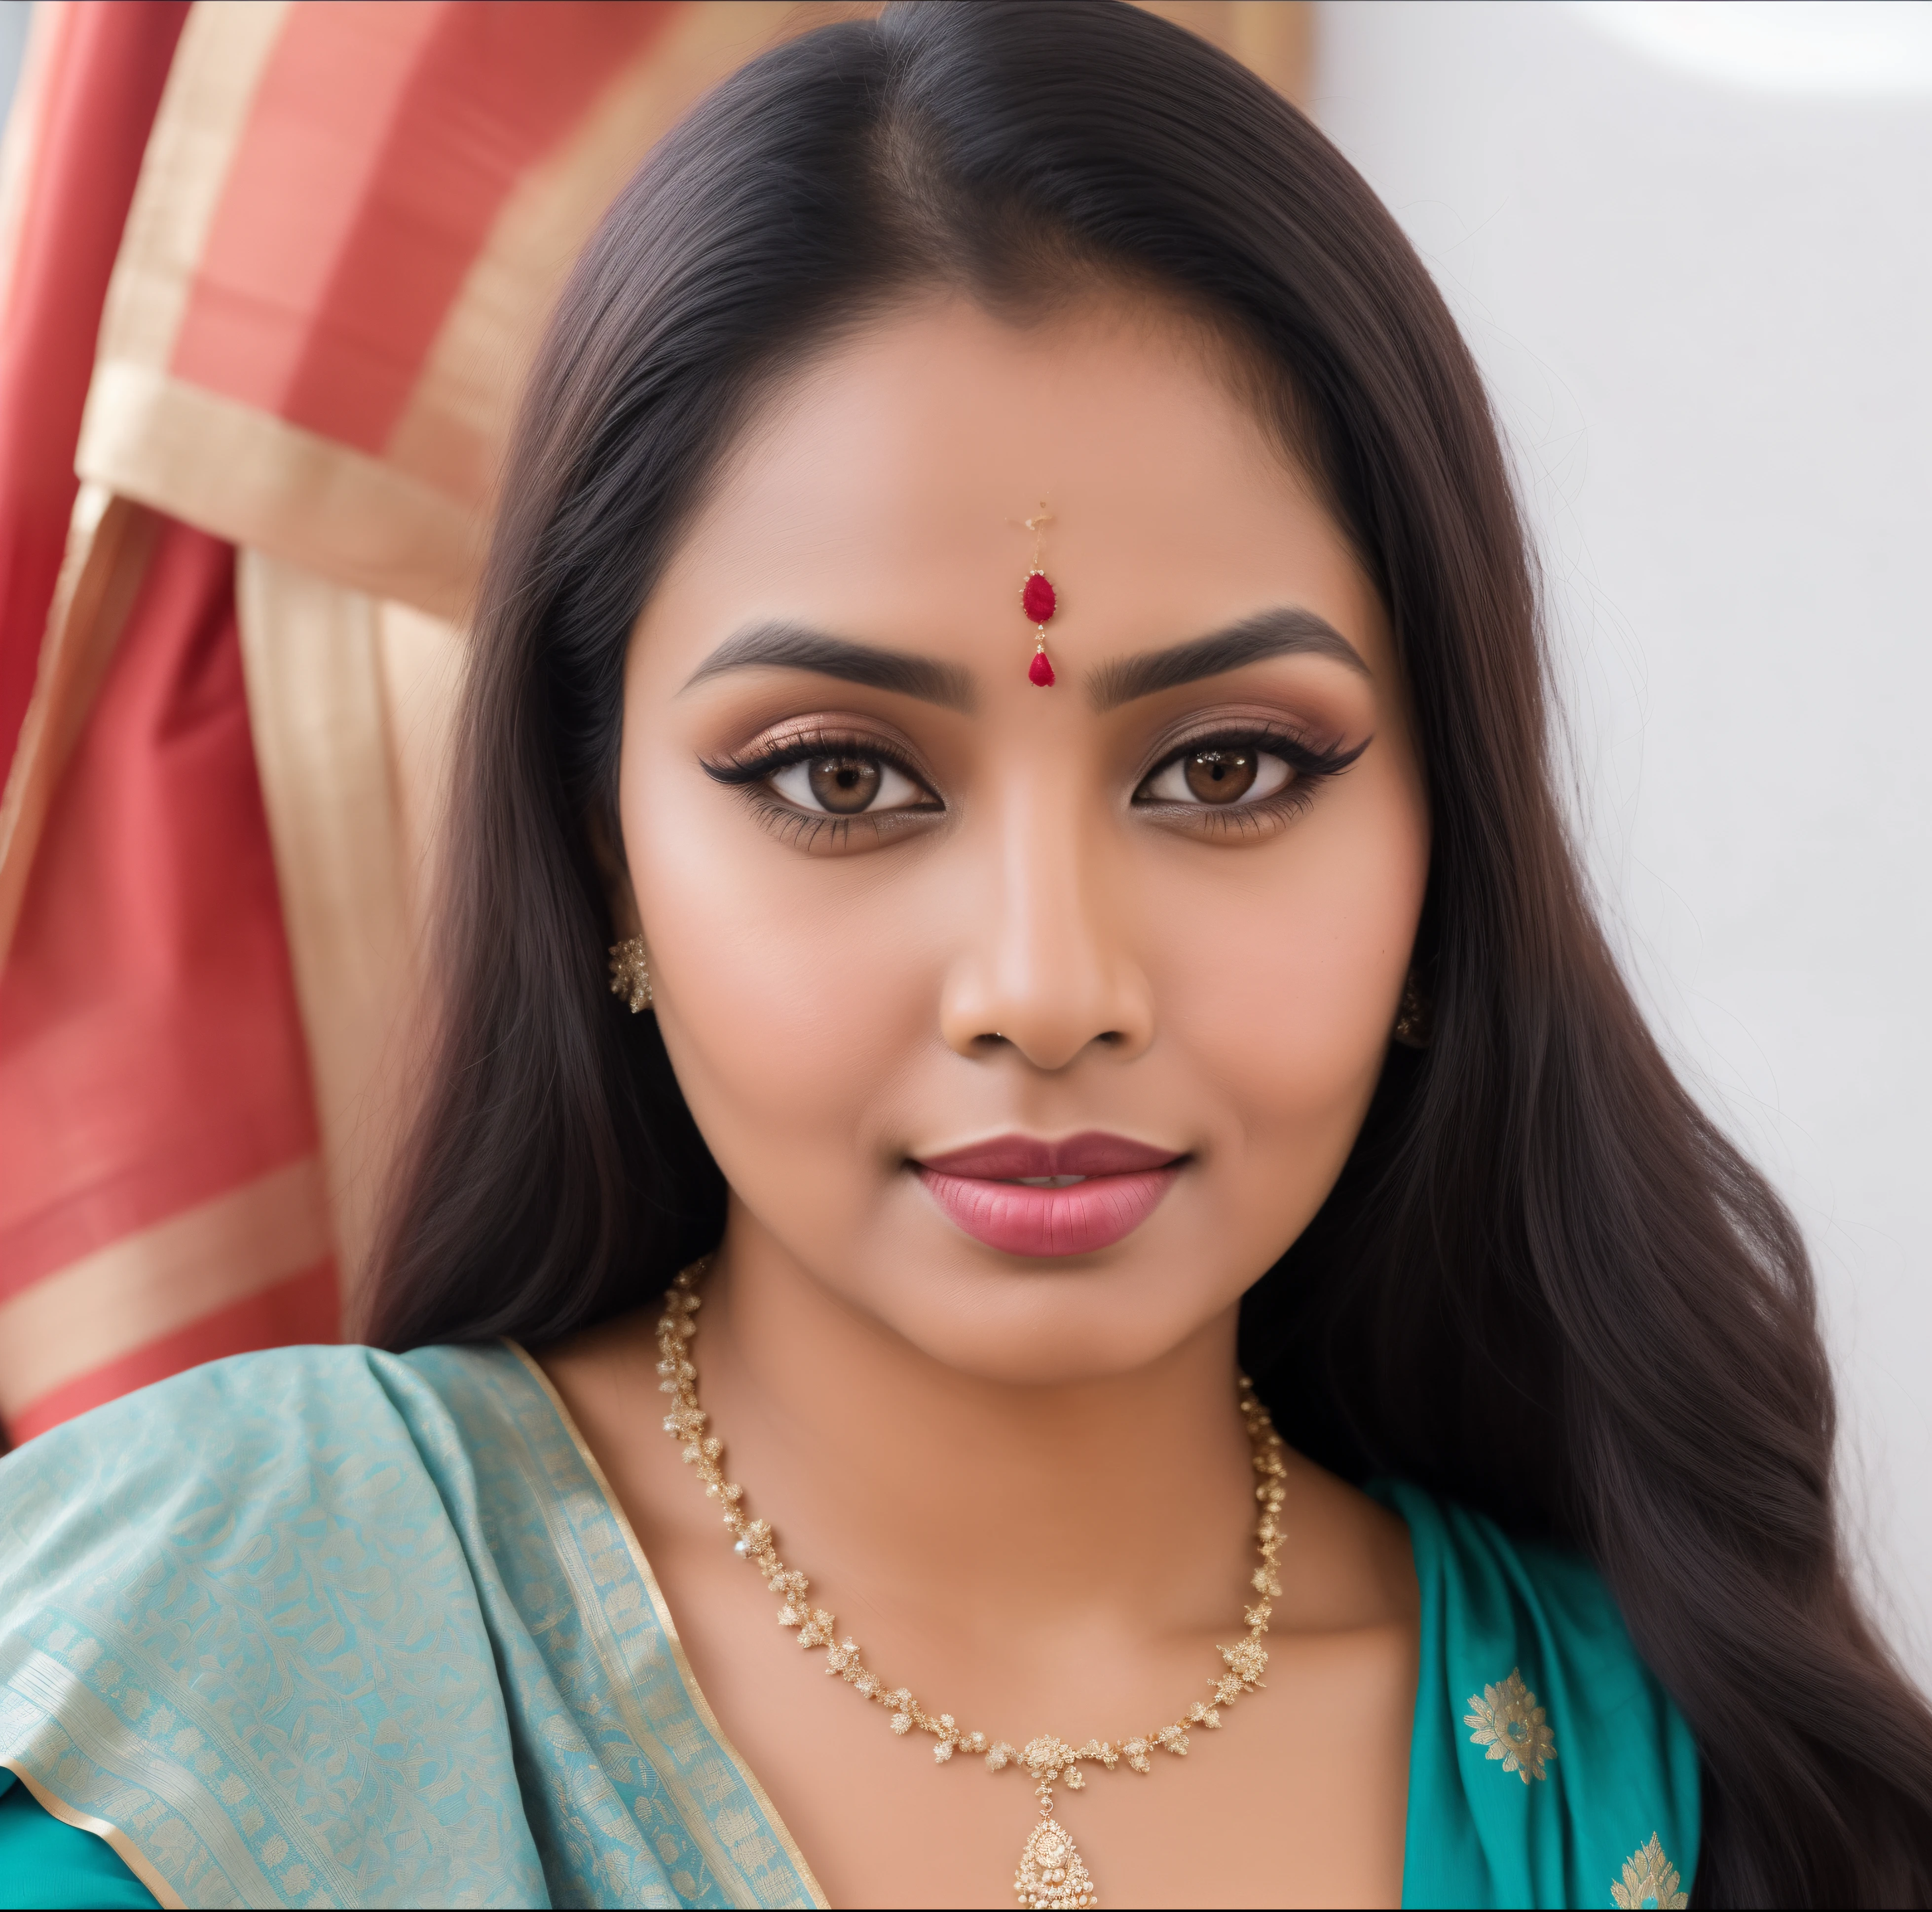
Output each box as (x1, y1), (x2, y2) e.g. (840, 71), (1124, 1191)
(235, 552), (414, 1330)
(489, 1344), (812, 1905)
(0, 1156), (330, 1419)
(0, 1631), (310, 1909)
(505, 1339), (833, 1912)
(78, 364), (481, 621)
(94, 0), (291, 376)
(0, 489), (159, 971)
(2, 1756), (186, 1912)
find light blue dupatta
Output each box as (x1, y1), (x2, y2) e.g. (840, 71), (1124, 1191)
(0, 1343), (1698, 1908)
(0, 1344), (825, 1909)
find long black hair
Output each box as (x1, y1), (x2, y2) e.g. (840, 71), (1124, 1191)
(369, 4), (1932, 1900)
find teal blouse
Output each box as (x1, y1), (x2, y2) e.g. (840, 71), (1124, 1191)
(0, 1345), (1698, 1909)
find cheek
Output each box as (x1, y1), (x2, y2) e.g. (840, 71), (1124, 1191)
(622, 761), (936, 1175)
(1161, 774), (1426, 1140)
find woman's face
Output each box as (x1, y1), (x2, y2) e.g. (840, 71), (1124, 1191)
(620, 295), (1428, 1384)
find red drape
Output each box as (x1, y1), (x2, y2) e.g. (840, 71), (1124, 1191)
(0, 4), (340, 1444)
(0, 518), (334, 1443)
(0, 0), (190, 784)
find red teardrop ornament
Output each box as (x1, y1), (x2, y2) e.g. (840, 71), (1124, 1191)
(1022, 571), (1056, 624)
(1028, 648), (1056, 688)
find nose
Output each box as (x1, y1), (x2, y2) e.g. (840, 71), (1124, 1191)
(937, 787), (1154, 1072)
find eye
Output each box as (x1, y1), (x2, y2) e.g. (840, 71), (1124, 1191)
(768, 752), (931, 815)
(1138, 744), (1293, 807)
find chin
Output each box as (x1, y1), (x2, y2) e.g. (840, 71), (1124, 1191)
(840, 1227), (1250, 1388)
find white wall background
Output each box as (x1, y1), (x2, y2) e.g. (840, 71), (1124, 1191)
(1313, 0), (1932, 1687)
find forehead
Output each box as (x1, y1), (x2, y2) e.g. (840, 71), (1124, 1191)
(669, 294), (1352, 597)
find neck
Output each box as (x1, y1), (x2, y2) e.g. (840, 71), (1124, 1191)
(695, 1203), (1256, 1637)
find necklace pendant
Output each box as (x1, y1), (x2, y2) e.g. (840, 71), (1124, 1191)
(1014, 1813), (1097, 1910)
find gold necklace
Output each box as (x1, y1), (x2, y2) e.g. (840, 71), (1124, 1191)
(655, 1263), (1289, 1910)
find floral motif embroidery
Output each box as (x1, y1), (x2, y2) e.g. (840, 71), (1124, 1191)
(1611, 1833), (1688, 1909)
(1463, 1667), (1556, 1783)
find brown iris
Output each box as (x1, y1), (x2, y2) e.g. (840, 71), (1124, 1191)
(1183, 748), (1259, 803)
(807, 755), (881, 813)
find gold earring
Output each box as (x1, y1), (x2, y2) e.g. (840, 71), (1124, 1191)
(1392, 973), (1429, 1048)
(608, 936), (653, 1012)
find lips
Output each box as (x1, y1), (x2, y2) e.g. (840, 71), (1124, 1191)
(912, 1131), (1186, 1258)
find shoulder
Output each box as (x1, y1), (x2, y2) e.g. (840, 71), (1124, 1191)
(0, 1341), (551, 1909)
(0, 1341), (559, 1643)
(0, 1341), (525, 1552)
(1373, 1480), (1702, 1911)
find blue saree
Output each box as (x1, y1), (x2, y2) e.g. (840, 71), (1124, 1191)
(0, 1345), (1699, 1908)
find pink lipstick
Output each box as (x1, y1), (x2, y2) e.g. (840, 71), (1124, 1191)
(912, 1132), (1186, 1258)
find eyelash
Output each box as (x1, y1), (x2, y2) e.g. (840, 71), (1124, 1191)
(701, 722), (1368, 848)
(1132, 724), (1369, 833)
(702, 730), (940, 849)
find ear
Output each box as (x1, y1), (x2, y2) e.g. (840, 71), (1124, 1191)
(585, 800), (642, 940)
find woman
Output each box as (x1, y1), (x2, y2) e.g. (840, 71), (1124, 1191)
(2, 3), (1929, 1905)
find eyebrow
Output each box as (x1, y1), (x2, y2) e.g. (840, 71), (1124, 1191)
(683, 621), (975, 712)
(1088, 608), (1370, 711)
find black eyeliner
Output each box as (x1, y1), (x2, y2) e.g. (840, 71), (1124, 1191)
(1133, 723), (1369, 799)
(701, 728), (937, 795)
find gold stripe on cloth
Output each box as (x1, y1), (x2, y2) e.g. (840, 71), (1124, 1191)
(507, 1342), (834, 1910)
(0, 1158), (329, 1425)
